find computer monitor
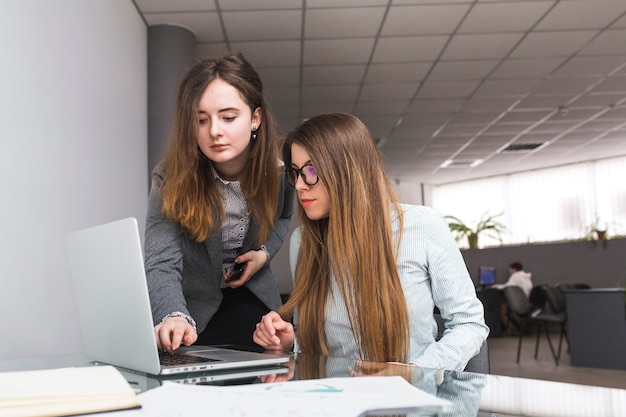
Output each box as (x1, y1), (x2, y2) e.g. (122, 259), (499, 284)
(478, 266), (496, 286)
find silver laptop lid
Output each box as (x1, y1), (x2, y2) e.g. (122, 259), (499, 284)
(67, 217), (163, 375)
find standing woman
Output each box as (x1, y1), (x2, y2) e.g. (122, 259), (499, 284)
(145, 53), (294, 353)
(253, 113), (488, 371)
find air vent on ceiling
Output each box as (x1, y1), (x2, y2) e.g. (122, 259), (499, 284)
(500, 142), (545, 152)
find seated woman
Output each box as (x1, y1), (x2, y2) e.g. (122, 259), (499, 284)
(253, 113), (488, 370)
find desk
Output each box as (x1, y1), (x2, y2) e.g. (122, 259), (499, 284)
(564, 288), (626, 370)
(2, 353), (626, 417)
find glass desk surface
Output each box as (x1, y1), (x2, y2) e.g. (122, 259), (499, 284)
(2, 352), (625, 417)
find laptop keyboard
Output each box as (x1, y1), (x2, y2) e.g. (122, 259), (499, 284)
(159, 352), (221, 366)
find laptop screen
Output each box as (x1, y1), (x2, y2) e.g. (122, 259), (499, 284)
(478, 266), (496, 286)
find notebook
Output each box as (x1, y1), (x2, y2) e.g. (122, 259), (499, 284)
(66, 217), (290, 376)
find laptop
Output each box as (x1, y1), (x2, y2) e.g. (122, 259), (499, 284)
(66, 217), (290, 376)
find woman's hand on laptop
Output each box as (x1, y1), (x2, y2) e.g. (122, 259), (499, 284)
(155, 317), (198, 354)
(253, 311), (295, 351)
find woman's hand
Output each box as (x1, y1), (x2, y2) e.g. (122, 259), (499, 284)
(253, 311), (295, 351)
(154, 317), (198, 354)
(223, 249), (268, 288)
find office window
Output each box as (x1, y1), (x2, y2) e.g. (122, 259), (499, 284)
(432, 156), (626, 247)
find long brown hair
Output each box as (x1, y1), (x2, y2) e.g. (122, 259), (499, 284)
(158, 53), (281, 243)
(279, 113), (410, 363)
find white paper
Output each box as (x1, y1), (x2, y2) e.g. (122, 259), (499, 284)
(106, 376), (451, 417)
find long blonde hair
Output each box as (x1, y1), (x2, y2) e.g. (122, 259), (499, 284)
(157, 53), (281, 243)
(279, 113), (410, 363)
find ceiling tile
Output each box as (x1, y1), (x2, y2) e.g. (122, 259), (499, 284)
(136, 0), (216, 12)
(301, 102), (354, 117)
(442, 33), (523, 60)
(515, 94), (575, 110)
(219, 0), (301, 10)
(449, 111), (502, 124)
(195, 43), (229, 58)
(532, 76), (602, 95)
(551, 56), (626, 77)
(535, 0), (626, 30)
(360, 83), (420, 101)
(400, 112), (453, 125)
(265, 86), (299, 105)
(301, 85), (359, 103)
(490, 57), (565, 79)
(354, 100), (410, 115)
(135, 0), (626, 185)
(303, 64), (366, 86)
(579, 29), (626, 55)
(458, 1), (552, 33)
(510, 30), (598, 58)
(230, 40), (301, 67)
(308, 0), (387, 6)
(222, 10), (301, 41)
(569, 93), (623, 109)
(304, 38), (375, 65)
(407, 99), (465, 113)
(550, 108), (598, 122)
(437, 124), (487, 136)
(258, 67), (300, 88)
(499, 109), (554, 123)
(429, 60), (499, 80)
(372, 36), (448, 62)
(381, 4), (470, 36)
(461, 96), (522, 112)
(613, 14), (626, 28)
(365, 62), (432, 83)
(417, 80), (480, 99)
(473, 79), (540, 97)
(593, 75), (626, 93)
(306, 7), (385, 38)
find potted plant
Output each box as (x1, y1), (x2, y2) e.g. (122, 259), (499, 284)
(583, 215), (609, 248)
(445, 212), (507, 249)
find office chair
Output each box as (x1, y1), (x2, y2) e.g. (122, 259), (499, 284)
(502, 286), (544, 364)
(533, 285), (569, 365)
(434, 313), (490, 374)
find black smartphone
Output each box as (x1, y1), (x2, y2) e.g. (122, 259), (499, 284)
(224, 262), (245, 283)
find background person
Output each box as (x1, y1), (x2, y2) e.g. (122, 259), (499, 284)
(253, 113), (488, 371)
(144, 53), (294, 354)
(492, 262), (533, 296)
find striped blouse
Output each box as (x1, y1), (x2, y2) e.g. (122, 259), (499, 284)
(290, 204), (489, 371)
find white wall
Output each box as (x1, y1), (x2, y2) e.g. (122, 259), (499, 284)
(394, 180), (425, 205)
(0, 0), (148, 359)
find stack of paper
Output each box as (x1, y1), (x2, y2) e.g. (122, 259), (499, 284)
(0, 365), (140, 417)
(122, 375), (451, 417)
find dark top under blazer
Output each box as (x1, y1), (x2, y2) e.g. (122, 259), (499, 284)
(144, 163), (295, 334)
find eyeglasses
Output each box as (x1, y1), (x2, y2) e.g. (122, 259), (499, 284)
(288, 163), (319, 187)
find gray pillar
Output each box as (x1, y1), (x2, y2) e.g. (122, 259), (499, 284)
(147, 24), (196, 179)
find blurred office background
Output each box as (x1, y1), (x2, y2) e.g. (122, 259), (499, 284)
(1, 1), (625, 384)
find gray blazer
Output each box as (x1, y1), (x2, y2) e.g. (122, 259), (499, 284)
(144, 164), (295, 333)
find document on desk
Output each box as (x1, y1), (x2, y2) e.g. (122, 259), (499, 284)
(0, 366), (140, 417)
(108, 376), (451, 417)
